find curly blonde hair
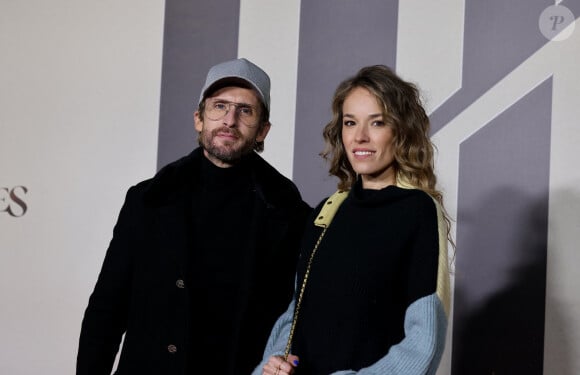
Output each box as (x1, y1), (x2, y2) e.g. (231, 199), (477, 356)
(321, 65), (455, 248)
(321, 65), (442, 199)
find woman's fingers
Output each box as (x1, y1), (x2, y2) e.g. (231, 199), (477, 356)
(262, 355), (298, 375)
(287, 354), (300, 367)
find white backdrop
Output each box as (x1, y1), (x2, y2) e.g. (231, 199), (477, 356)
(1, 1), (580, 374)
(0, 1), (164, 374)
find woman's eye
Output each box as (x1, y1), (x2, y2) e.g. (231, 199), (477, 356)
(372, 120), (385, 127)
(343, 121), (355, 127)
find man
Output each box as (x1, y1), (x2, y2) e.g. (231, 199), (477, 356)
(77, 58), (311, 375)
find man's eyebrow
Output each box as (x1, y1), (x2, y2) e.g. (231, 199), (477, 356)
(210, 99), (255, 107)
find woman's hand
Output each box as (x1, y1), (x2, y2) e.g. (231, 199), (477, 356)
(262, 354), (299, 375)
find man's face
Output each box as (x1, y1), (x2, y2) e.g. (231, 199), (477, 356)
(194, 86), (270, 168)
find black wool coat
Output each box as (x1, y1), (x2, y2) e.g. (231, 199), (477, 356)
(77, 148), (311, 375)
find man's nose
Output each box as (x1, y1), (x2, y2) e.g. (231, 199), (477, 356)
(222, 104), (238, 127)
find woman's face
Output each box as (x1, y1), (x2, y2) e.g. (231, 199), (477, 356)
(341, 87), (396, 190)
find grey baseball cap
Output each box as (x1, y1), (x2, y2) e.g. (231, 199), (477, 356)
(198, 58), (271, 112)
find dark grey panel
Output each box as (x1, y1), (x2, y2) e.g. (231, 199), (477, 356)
(292, 0), (399, 205)
(452, 78), (552, 375)
(568, 0), (580, 15)
(430, 0), (579, 135)
(157, 1), (240, 170)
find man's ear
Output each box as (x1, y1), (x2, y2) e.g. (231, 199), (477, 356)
(256, 121), (271, 142)
(194, 111), (203, 132)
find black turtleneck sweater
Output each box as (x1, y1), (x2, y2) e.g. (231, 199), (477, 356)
(187, 155), (255, 372)
(292, 180), (440, 374)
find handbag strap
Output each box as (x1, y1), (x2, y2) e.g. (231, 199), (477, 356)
(283, 190), (348, 360)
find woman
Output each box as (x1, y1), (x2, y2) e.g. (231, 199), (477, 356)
(253, 65), (451, 375)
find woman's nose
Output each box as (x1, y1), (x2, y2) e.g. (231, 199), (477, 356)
(354, 125), (369, 142)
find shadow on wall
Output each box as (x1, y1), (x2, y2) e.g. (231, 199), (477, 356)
(451, 186), (561, 374)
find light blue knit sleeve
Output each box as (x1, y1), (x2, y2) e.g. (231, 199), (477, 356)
(250, 297), (296, 375)
(330, 293), (448, 375)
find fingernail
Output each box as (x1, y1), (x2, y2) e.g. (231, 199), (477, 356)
(293, 359), (299, 366)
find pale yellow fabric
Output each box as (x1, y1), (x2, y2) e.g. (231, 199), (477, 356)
(314, 190), (349, 228)
(397, 173), (451, 316)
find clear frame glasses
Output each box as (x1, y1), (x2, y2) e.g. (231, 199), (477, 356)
(204, 99), (260, 126)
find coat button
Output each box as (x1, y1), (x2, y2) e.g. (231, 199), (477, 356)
(176, 279), (185, 288)
(167, 344), (177, 353)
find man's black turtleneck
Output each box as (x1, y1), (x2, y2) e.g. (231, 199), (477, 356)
(187, 154), (255, 372)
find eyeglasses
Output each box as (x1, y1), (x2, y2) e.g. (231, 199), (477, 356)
(204, 99), (260, 126)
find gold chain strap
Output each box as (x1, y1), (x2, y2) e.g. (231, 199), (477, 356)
(283, 190), (348, 360)
(283, 226), (328, 360)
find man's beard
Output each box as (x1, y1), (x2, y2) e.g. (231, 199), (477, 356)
(198, 127), (257, 163)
